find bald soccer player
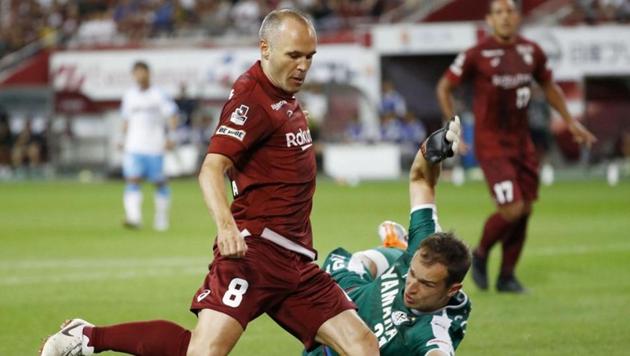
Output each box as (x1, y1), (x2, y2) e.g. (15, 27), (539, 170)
(40, 9), (378, 356)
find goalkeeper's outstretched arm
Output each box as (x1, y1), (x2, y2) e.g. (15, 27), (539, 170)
(409, 116), (461, 209)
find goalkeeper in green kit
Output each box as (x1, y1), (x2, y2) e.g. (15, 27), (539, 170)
(307, 116), (471, 356)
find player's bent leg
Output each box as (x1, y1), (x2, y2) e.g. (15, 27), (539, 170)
(315, 310), (379, 356)
(496, 200), (526, 223)
(187, 309), (244, 356)
(498, 200), (533, 293)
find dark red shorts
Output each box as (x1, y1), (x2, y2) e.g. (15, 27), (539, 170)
(478, 154), (539, 206)
(190, 236), (356, 350)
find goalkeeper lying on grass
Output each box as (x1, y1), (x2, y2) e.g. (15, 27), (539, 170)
(307, 116), (472, 356)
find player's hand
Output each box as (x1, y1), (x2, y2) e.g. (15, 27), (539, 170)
(567, 120), (597, 148)
(303, 110), (310, 122)
(217, 225), (248, 258)
(421, 116), (461, 164)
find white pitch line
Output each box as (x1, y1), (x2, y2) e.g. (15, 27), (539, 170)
(1, 243), (629, 286)
(0, 266), (204, 286)
(0, 256), (208, 270)
(526, 242), (630, 257)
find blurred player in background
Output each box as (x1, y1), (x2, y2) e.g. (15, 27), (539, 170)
(436, 0), (596, 293)
(40, 9), (378, 356)
(120, 61), (178, 231)
(307, 117), (472, 356)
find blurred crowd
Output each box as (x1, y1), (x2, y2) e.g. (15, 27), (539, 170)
(576, 0), (630, 24)
(0, 0), (404, 58)
(0, 108), (49, 178)
(3, 0), (630, 60)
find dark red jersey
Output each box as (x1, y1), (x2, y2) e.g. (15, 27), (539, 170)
(445, 35), (552, 159)
(207, 61), (317, 258)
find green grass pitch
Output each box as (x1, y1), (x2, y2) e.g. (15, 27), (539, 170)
(1, 178), (629, 355)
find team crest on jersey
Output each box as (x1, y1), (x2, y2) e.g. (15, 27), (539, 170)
(216, 125), (246, 141)
(391, 311), (412, 326)
(516, 44), (534, 65)
(230, 104), (249, 126)
(482, 49), (504, 67)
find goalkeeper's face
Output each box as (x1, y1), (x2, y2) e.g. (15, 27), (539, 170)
(404, 252), (462, 311)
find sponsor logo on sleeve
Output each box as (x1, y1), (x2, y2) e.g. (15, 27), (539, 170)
(230, 104), (249, 126)
(216, 125), (246, 141)
(271, 100), (288, 111)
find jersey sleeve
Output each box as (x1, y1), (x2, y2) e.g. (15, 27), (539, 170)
(207, 94), (275, 165)
(444, 48), (476, 86)
(532, 43), (553, 84)
(414, 312), (456, 356)
(406, 204), (440, 254)
(159, 91), (178, 118)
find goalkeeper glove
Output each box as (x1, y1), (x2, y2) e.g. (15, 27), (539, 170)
(421, 116), (461, 164)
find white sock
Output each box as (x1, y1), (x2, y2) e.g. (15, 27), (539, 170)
(124, 190), (143, 225)
(154, 193), (170, 231)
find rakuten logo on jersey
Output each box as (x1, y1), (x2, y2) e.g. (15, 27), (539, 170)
(286, 128), (313, 151)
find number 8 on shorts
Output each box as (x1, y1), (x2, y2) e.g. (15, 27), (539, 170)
(222, 278), (249, 308)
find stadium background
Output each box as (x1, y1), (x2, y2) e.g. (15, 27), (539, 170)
(1, 0), (629, 355)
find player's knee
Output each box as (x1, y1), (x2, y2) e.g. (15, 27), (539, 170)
(127, 177), (142, 185)
(498, 201), (526, 222)
(155, 181), (170, 195)
(186, 333), (231, 356)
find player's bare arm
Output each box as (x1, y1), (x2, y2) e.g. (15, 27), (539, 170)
(411, 116), (461, 208)
(165, 114), (179, 150)
(198, 153), (248, 258)
(436, 76), (456, 120)
(540, 80), (597, 148)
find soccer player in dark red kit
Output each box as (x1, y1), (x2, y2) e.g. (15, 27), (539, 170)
(436, 0), (596, 293)
(40, 9), (379, 356)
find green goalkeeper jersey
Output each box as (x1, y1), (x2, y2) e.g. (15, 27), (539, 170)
(307, 206), (471, 356)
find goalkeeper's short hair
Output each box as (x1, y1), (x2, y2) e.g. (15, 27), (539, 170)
(418, 233), (471, 286)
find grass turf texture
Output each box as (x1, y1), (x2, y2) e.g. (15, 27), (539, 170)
(1, 179), (629, 355)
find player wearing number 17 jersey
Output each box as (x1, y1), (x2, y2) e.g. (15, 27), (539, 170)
(436, 0), (596, 293)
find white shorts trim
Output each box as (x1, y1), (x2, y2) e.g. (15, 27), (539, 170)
(245, 227), (317, 260)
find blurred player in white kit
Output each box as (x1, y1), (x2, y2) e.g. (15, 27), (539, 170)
(120, 61), (178, 231)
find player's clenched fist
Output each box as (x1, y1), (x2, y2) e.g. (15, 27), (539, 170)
(217, 225), (248, 258)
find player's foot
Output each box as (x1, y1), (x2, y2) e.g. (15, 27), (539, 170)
(378, 221), (408, 250)
(40, 318), (94, 356)
(123, 220), (141, 230)
(471, 251), (488, 290)
(153, 218), (169, 232)
(496, 275), (528, 294)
